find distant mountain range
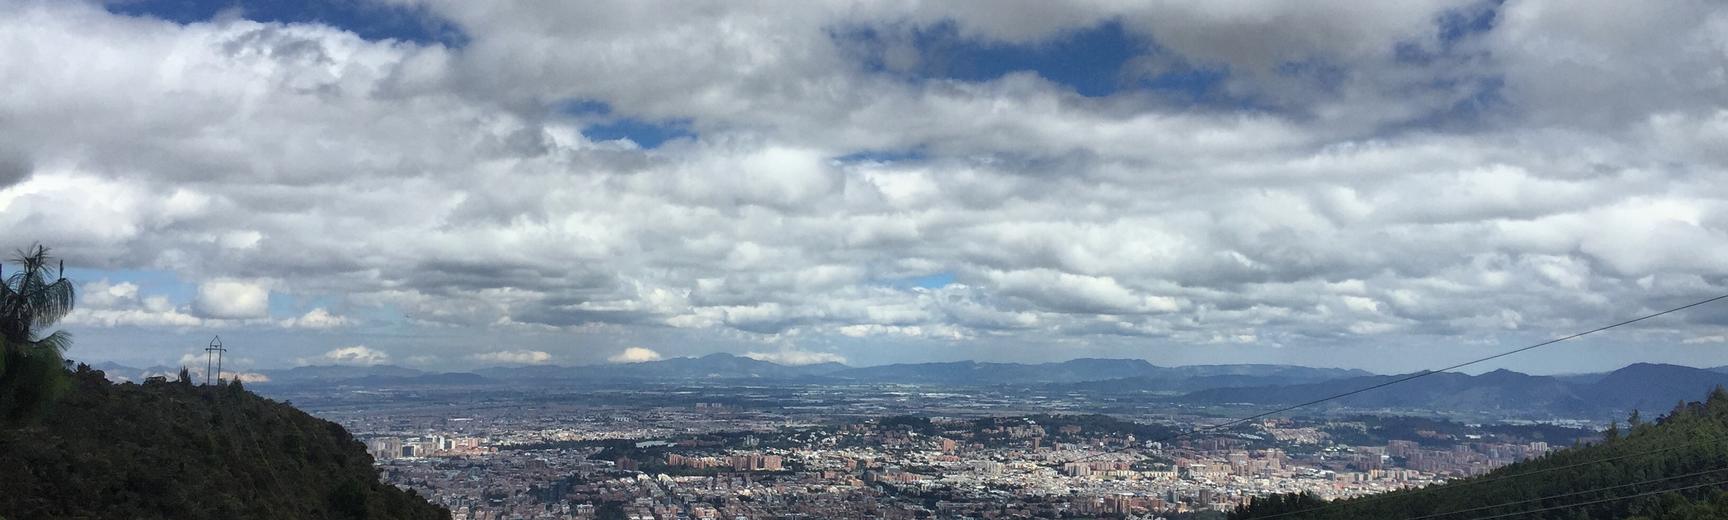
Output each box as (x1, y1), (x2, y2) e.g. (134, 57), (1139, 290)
(84, 356), (1728, 418)
(229, 354), (1367, 388)
(472, 353), (849, 381)
(1179, 363), (1728, 418)
(821, 358), (1371, 386)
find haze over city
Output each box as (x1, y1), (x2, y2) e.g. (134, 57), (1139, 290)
(3, 0), (1726, 375)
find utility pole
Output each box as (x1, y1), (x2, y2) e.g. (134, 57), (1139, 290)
(204, 336), (226, 385)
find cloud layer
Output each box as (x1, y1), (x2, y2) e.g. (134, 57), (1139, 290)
(4, 1), (1727, 372)
(307, 346), (390, 367)
(609, 347), (664, 364)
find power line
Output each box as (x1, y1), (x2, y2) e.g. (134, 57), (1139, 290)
(1407, 465), (1728, 520)
(1029, 292), (1728, 474)
(1247, 434), (1728, 520)
(1460, 477), (1728, 520)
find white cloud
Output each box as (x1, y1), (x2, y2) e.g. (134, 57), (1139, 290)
(468, 349), (552, 365)
(82, 279), (139, 308)
(193, 280), (270, 319)
(167, 352), (268, 383)
(5, 2), (1728, 370)
(63, 278), (204, 328)
(279, 308), (351, 329)
(744, 349), (847, 366)
(225, 371), (271, 383)
(305, 345), (390, 366)
(608, 347), (664, 363)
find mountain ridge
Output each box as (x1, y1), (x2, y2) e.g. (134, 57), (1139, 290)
(1180, 363), (1728, 417)
(86, 357), (1728, 418)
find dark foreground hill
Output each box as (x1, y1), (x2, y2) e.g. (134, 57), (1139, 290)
(0, 365), (448, 520)
(1231, 387), (1728, 519)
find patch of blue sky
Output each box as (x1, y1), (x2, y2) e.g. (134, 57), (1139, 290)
(1397, 0), (1501, 64)
(914, 20), (1141, 98)
(1131, 65), (1230, 101)
(581, 118), (696, 149)
(104, 0), (466, 46)
(860, 19), (1141, 97)
(839, 18), (1250, 107)
(555, 99), (696, 149)
(1438, 0), (1502, 45)
(263, 291), (297, 317)
(883, 272), (956, 290)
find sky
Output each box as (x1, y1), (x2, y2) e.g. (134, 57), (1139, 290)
(3, 0), (1727, 374)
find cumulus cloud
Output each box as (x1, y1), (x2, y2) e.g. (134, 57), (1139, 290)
(744, 349), (848, 366)
(170, 352), (269, 383)
(608, 347), (664, 363)
(305, 345), (390, 366)
(468, 349), (552, 365)
(64, 278), (204, 328)
(4, 1), (1728, 370)
(1684, 335), (1728, 345)
(279, 308), (351, 329)
(194, 280), (270, 320)
(225, 371), (271, 383)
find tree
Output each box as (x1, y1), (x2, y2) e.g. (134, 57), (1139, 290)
(178, 366), (194, 386)
(0, 244), (76, 422)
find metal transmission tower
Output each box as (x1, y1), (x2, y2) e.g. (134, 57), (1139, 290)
(203, 336), (227, 385)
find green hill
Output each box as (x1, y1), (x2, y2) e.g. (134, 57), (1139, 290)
(0, 364), (448, 520)
(1231, 388), (1728, 520)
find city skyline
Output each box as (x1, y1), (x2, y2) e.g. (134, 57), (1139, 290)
(4, 1), (1728, 374)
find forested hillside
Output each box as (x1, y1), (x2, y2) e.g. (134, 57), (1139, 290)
(0, 364), (448, 520)
(1231, 388), (1728, 519)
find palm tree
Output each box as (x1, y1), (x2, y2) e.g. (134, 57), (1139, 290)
(0, 244), (76, 422)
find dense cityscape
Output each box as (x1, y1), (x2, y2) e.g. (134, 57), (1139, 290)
(282, 382), (1591, 520)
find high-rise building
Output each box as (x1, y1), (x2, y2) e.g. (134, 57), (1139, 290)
(368, 437), (403, 461)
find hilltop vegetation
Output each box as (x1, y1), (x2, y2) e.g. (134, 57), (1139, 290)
(1231, 388), (1728, 519)
(0, 365), (448, 520)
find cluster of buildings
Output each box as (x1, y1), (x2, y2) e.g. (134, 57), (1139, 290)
(360, 414), (1562, 519)
(368, 434), (492, 460)
(276, 382), (1589, 519)
(663, 453), (783, 472)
